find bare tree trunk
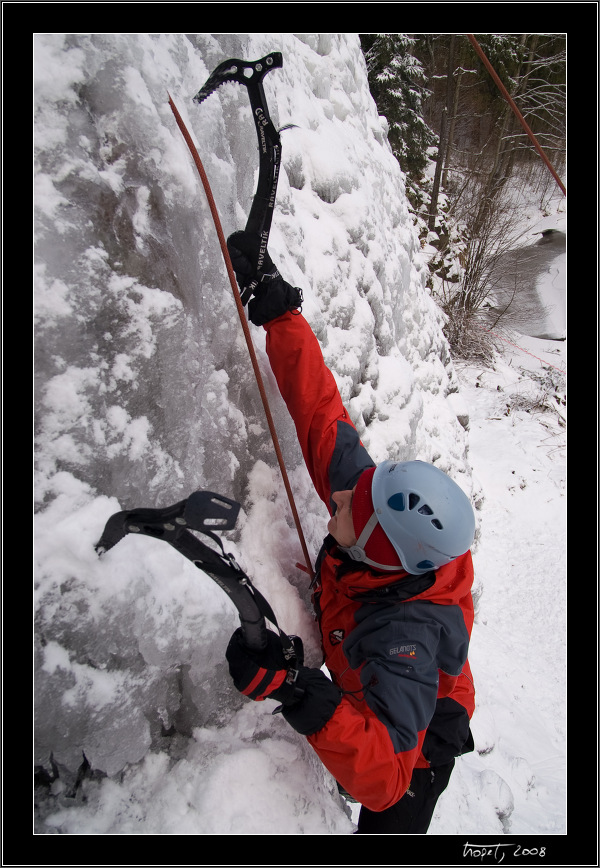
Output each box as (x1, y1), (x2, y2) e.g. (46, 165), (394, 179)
(428, 106), (446, 231)
(429, 36), (457, 231)
(442, 35), (457, 189)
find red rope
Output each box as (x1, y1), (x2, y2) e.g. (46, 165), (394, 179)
(467, 35), (566, 197)
(168, 94), (314, 579)
(475, 324), (565, 373)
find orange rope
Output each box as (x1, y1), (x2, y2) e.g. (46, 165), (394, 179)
(467, 34), (566, 197)
(168, 94), (314, 579)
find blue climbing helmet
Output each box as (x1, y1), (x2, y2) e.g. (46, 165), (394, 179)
(345, 460), (476, 575)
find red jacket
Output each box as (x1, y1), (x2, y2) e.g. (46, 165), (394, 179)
(265, 311), (475, 812)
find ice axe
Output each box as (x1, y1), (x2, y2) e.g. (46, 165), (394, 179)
(193, 52), (291, 303)
(95, 490), (299, 658)
(173, 52), (314, 581)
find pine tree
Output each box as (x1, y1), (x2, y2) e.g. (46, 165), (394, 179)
(359, 34), (436, 180)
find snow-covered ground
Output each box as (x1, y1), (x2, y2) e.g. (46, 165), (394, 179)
(444, 335), (566, 837)
(33, 33), (566, 847)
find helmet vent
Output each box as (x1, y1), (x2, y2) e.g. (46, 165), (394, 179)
(408, 492), (420, 510)
(431, 519), (443, 530)
(387, 492), (406, 511)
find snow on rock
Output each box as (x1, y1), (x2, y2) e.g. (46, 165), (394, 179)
(34, 33), (565, 837)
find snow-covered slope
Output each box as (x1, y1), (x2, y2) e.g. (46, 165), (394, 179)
(34, 33), (565, 839)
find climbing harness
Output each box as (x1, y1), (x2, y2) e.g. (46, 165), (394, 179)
(95, 489), (299, 658)
(168, 53), (314, 578)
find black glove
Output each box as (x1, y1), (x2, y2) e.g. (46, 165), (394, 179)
(227, 230), (274, 293)
(226, 627), (305, 704)
(227, 231), (303, 326)
(280, 667), (343, 736)
(226, 627), (342, 736)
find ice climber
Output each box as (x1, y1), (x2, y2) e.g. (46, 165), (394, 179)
(225, 231), (477, 835)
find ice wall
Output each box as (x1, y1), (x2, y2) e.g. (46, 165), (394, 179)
(34, 33), (473, 829)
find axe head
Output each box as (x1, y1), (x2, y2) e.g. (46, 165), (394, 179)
(183, 491), (240, 532)
(194, 52), (283, 104)
(94, 491), (241, 556)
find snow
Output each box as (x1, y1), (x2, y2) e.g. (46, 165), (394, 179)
(33, 33), (566, 843)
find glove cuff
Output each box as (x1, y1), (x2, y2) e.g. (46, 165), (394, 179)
(268, 666), (306, 705)
(279, 668), (342, 736)
(248, 279), (303, 326)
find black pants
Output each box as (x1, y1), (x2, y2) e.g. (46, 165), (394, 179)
(356, 761), (455, 834)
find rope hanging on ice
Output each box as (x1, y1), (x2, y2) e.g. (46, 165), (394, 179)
(168, 90), (314, 579)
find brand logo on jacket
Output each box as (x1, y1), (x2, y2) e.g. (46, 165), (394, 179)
(390, 643), (417, 658)
(329, 629), (344, 645)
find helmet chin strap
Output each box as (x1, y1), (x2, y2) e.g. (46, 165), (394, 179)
(339, 511), (400, 572)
